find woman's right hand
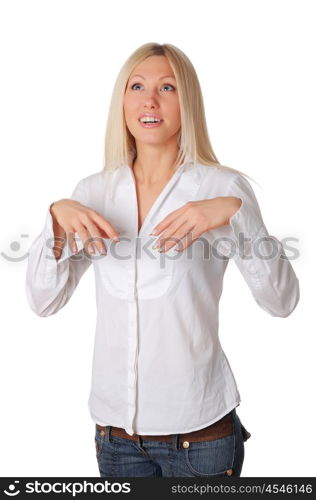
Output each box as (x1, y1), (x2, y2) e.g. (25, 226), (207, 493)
(50, 199), (120, 258)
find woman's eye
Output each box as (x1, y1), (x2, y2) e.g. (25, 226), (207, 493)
(130, 83), (175, 91)
(162, 84), (175, 91)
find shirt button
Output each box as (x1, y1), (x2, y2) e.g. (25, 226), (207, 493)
(226, 468), (233, 476)
(182, 441), (190, 448)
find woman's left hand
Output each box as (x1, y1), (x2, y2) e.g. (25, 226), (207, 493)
(150, 197), (242, 252)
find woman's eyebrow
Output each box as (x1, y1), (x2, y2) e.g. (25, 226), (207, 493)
(129, 74), (176, 80)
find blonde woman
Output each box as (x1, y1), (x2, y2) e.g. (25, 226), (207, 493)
(25, 43), (299, 477)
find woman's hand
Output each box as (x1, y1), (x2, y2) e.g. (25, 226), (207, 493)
(50, 199), (120, 259)
(150, 197), (242, 253)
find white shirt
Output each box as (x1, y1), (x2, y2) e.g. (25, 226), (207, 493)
(25, 160), (300, 436)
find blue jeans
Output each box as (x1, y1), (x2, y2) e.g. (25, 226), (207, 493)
(95, 408), (249, 477)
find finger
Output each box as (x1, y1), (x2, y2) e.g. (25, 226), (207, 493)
(76, 223), (98, 255)
(69, 223), (94, 255)
(150, 203), (189, 236)
(80, 212), (110, 239)
(152, 217), (188, 250)
(157, 221), (195, 252)
(67, 231), (78, 254)
(90, 211), (120, 241)
(173, 225), (204, 252)
(84, 220), (108, 255)
(52, 234), (67, 258)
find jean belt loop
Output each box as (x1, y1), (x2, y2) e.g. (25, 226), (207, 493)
(106, 425), (112, 443)
(231, 407), (236, 424)
(137, 434), (143, 447)
(231, 408), (237, 434)
(173, 433), (180, 451)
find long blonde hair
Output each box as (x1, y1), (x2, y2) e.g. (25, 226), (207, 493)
(103, 42), (256, 185)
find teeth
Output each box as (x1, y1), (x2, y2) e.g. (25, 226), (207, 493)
(140, 117), (161, 123)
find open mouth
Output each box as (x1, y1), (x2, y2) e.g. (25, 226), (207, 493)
(138, 117), (164, 127)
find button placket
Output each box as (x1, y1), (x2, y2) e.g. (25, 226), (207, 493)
(126, 240), (139, 435)
(123, 161), (200, 435)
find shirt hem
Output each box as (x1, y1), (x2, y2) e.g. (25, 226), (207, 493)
(90, 399), (241, 436)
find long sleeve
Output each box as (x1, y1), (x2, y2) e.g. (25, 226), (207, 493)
(212, 173), (300, 318)
(25, 178), (92, 317)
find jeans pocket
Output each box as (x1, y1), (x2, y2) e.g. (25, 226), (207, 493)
(95, 427), (106, 459)
(184, 434), (235, 477)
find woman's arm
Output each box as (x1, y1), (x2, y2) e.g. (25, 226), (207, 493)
(152, 171), (300, 318)
(209, 173), (300, 318)
(25, 179), (92, 317)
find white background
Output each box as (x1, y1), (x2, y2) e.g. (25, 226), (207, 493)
(0, 0), (313, 477)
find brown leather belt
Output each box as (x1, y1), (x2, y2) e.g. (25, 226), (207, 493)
(96, 410), (234, 444)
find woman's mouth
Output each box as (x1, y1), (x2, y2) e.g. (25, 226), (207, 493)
(138, 116), (164, 128)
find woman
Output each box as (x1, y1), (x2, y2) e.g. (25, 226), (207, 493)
(25, 43), (300, 477)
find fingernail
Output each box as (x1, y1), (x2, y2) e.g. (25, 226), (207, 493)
(113, 237), (120, 242)
(150, 229), (158, 235)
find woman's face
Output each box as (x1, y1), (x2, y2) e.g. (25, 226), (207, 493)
(123, 55), (181, 147)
